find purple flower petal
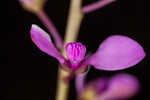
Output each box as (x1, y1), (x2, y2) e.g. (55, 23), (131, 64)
(89, 35), (145, 70)
(78, 73), (139, 100)
(90, 77), (109, 94)
(30, 24), (65, 64)
(98, 73), (139, 100)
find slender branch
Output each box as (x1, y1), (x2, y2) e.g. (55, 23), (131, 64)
(82, 0), (116, 14)
(56, 0), (83, 100)
(37, 10), (63, 49)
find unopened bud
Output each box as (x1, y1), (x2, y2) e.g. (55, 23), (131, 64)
(19, 0), (46, 13)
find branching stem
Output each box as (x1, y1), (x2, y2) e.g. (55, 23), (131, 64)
(82, 0), (116, 14)
(56, 0), (83, 100)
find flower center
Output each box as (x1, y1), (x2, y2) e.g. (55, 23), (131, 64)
(65, 42), (86, 69)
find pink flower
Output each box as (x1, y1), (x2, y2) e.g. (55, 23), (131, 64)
(78, 73), (140, 100)
(30, 24), (145, 73)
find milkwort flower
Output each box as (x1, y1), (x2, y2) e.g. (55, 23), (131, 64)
(77, 73), (139, 100)
(30, 24), (145, 74)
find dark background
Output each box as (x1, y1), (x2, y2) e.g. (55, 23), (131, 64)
(6, 0), (150, 100)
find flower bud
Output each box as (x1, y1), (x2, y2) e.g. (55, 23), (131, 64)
(19, 0), (46, 13)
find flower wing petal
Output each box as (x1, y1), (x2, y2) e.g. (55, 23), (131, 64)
(88, 35), (145, 70)
(30, 24), (65, 64)
(98, 73), (139, 100)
